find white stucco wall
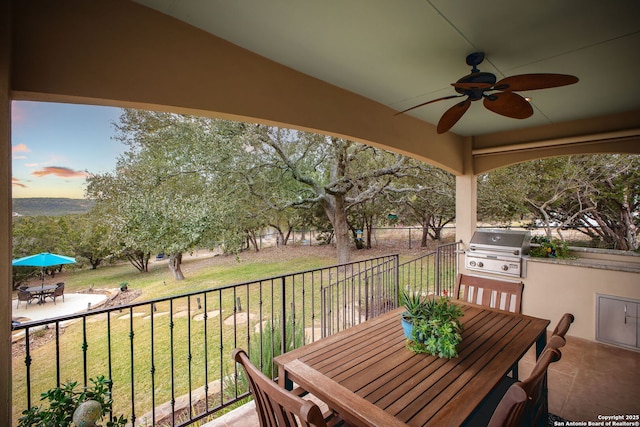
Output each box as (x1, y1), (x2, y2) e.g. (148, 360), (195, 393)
(522, 258), (640, 343)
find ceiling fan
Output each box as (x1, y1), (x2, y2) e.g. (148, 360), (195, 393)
(396, 52), (579, 134)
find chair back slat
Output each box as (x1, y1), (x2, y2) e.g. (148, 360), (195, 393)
(233, 348), (328, 427)
(455, 274), (524, 313)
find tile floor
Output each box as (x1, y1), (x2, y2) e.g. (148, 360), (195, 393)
(204, 335), (640, 426)
(519, 334), (640, 423)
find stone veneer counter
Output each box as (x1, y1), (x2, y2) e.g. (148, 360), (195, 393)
(526, 246), (640, 274)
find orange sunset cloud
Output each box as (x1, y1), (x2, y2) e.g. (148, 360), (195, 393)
(12, 177), (27, 188)
(12, 143), (30, 159)
(32, 166), (90, 179)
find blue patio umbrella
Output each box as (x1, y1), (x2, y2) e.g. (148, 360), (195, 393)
(12, 252), (76, 287)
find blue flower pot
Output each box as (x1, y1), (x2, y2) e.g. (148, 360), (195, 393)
(401, 317), (413, 340)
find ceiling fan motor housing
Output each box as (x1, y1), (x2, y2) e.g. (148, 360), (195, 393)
(455, 72), (496, 100)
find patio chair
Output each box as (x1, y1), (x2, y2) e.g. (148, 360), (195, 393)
(537, 313), (574, 354)
(454, 274), (524, 379)
(489, 347), (562, 427)
(551, 313), (574, 338)
(530, 313), (573, 359)
(454, 274), (524, 313)
(17, 290), (37, 309)
(545, 335), (566, 352)
(232, 348), (350, 427)
(46, 282), (65, 304)
(463, 347), (562, 427)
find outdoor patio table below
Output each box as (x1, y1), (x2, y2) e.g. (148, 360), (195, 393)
(25, 285), (57, 304)
(274, 301), (550, 426)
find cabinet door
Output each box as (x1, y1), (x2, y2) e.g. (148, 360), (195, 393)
(597, 296), (637, 348)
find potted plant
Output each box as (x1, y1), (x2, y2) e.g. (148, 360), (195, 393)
(529, 236), (570, 259)
(400, 290), (464, 359)
(400, 290), (425, 338)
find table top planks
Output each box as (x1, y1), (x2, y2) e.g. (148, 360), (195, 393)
(274, 301), (549, 426)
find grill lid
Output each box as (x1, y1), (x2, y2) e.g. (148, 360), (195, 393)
(469, 230), (531, 256)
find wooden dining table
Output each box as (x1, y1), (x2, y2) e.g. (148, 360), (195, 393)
(274, 301), (550, 426)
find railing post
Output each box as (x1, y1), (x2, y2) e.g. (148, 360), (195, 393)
(280, 276), (287, 356)
(435, 245), (441, 296)
(394, 254), (400, 308)
(364, 272), (369, 321)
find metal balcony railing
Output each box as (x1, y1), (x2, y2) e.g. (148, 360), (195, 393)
(12, 243), (459, 426)
(398, 241), (460, 297)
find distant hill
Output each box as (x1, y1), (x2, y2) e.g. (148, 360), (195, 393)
(12, 198), (94, 217)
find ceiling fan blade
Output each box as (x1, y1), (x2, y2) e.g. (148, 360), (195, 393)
(437, 98), (471, 133)
(395, 94), (464, 115)
(495, 74), (578, 91)
(483, 92), (533, 119)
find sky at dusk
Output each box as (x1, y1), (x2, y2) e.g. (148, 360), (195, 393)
(12, 101), (125, 199)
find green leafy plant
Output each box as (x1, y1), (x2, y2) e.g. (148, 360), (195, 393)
(222, 312), (306, 409)
(400, 290), (427, 323)
(18, 376), (127, 427)
(529, 236), (570, 259)
(401, 292), (464, 359)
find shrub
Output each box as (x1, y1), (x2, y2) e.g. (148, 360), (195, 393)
(18, 376), (127, 427)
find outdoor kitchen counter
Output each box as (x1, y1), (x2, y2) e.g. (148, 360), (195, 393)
(526, 247), (640, 274)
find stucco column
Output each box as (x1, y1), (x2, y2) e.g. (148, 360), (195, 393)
(0, 0), (12, 423)
(455, 137), (476, 252)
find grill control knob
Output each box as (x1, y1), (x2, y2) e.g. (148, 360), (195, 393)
(469, 261), (476, 267)
(502, 265), (509, 271)
(477, 262), (484, 268)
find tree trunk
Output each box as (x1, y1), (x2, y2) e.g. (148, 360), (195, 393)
(321, 194), (351, 263)
(269, 224), (289, 246)
(430, 226), (442, 241)
(421, 215), (430, 247)
(333, 196), (351, 264)
(421, 227), (429, 247)
(246, 230), (260, 252)
(365, 216), (373, 249)
(126, 250), (150, 272)
(168, 252), (185, 280)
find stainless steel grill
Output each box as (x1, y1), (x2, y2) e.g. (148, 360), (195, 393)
(465, 230), (531, 277)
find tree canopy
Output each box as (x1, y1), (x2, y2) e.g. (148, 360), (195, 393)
(83, 112), (453, 274)
(479, 155), (640, 250)
(85, 110), (247, 279)
(14, 108), (637, 285)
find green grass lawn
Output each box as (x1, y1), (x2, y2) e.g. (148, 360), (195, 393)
(13, 245), (424, 423)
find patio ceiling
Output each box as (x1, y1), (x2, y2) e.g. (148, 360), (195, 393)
(133, 0), (640, 137)
(8, 0), (640, 174)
